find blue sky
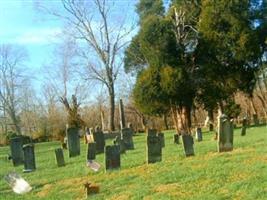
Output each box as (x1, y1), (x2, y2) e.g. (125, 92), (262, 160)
(0, 0), (138, 98)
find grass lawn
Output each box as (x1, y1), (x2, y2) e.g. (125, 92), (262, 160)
(0, 126), (266, 200)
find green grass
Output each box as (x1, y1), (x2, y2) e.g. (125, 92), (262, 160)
(0, 126), (266, 200)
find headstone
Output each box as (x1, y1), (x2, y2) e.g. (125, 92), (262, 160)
(119, 99), (126, 129)
(105, 145), (120, 170)
(158, 132), (165, 148)
(55, 148), (65, 167)
(87, 142), (96, 160)
(174, 134), (179, 144)
(10, 136), (24, 166)
(182, 135), (195, 156)
(23, 144), (36, 172)
(209, 123), (214, 131)
(195, 128), (203, 142)
(241, 117), (247, 136)
(252, 114), (259, 126)
(218, 114), (234, 152)
(147, 129), (162, 164)
(67, 127), (80, 157)
(121, 128), (134, 150)
(113, 136), (126, 154)
(93, 126), (105, 154)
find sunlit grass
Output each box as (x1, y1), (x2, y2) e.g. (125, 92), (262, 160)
(0, 126), (266, 199)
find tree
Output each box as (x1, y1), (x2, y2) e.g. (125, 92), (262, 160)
(0, 45), (28, 135)
(49, 0), (135, 131)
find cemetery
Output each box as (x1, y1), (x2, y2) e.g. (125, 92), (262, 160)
(0, 0), (266, 199)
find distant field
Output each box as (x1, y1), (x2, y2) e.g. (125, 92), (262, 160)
(0, 126), (266, 200)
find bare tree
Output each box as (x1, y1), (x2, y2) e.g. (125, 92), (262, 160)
(43, 0), (135, 131)
(0, 45), (28, 135)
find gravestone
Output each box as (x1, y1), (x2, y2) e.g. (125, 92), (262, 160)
(121, 128), (134, 150)
(195, 128), (203, 142)
(241, 117), (247, 136)
(55, 148), (65, 167)
(113, 136), (126, 154)
(218, 114), (234, 152)
(105, 145), (120, 170)
(87, 142), (96, 160)
(253, 114), (259, 126)
(93, 126), (105, 154)
(10, 136), (24, 166)
(67, 127), (80, 157)
(182, 135), (195, 156)
(158, 132), (165, 148)
(119, 99), (126, 129)
(23, 144), (36, 172)
(147, 129), (162, 164)
(209, 123), (214, 131)
(174, 134), (179, 144)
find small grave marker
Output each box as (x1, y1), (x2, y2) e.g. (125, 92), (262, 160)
(121, 128), (134, 150)
(67, 127), (80, 157)
(218, 114), (234, 152)
(241, 117), (247, 136)
(93, 126), (105, 154)
(195, 128), (203, 142)
(55, 148), (65, 167)
(23, 144), (36, 172)
(182, 135), (195, 157)
(10, 136), (24, 166)
(105, 145), (120, 170)
(147, 129), (162, 164)
(87, 142), (97, 160)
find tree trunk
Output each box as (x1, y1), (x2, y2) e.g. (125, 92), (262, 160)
(163, 114), (169, 130)
(176, 106), (191, 135)
(108, 85), (115, 131)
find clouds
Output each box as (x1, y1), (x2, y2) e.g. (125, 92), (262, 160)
(0, 27), (62, 45)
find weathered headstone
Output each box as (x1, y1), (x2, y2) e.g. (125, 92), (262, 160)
(67, 127), (80, 157)
(93, 126), (105, 154)
(23, 144), (36, 172)
(113, 136), (126, 154)
(253, 114), (259, 126)
(195, 128), (203, 142)
(87, 142), (96, 160)
(218, 114), (234, 152)
(147, 129), (162, 164)
(174, 134), (179, 144)
(182, 135), (194, 156)
(119, 99), (126, 129)
(241, 117), (247, 136)
(105, 145), (120, 170)
(121, 128), (134, 150)
(55, 148), (65, 167)
(10, 136), (24, 166)
(158, 132), (165, 148)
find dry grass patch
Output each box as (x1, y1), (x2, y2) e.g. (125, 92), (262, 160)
(153, 183), (191, 198)
(36, 184), (53, 198)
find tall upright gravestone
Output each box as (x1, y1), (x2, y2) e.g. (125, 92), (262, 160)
(218, 114), (234, 152)
(55, 148), (65, 167)
(241, 117), (247, 136)
(121, 128), (134, 150)
(195, 128), (203, 142)
(105, 145), (120, 171)
(67, 127), (80, 157)
(93, 126), (105, 154)
(182, 134), (195, 156)
(147, 129), (162, 164)
(87, 142), (96, 160)
(119, 99), (126, 129)
(10, 136), (24, 166)
(23, 144), (36, 172)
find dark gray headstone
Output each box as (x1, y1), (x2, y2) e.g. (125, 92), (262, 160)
(158, 132), (165, 148)
(87, 142), (96, 160)
(93, 126), (105, 154)
(23, 144), (36, 172)
(10, 136), (24, 166)
(182, 135), (195, 156)
(67, 127), (80, 157)
(113, 136), (126, 154)
(195, 128), (203, 142)
(55, 148), (65, 167)
(119, 99), (126, 129)
(105, 145), (120, 170)
(147, 129), (162, 164)
(174, 134), (179, 144)
(253, 114), (259, 126)
(121, 128), (134, 150)
(218, 114), (234, 152)
(241, 117), (247, 136)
